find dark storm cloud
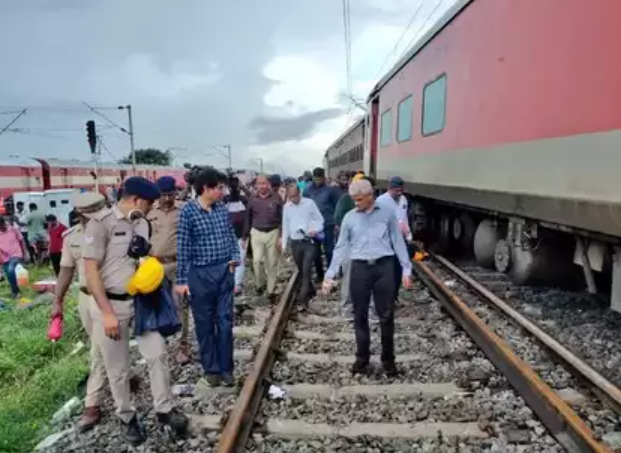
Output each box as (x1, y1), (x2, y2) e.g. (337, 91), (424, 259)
(249, 108), (344, 144)
(0, 0), (407, 168)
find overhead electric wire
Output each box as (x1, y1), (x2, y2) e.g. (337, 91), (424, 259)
(5, 128), (81, 141)
(98, 136), (118, 162)
(82, 102), (130, 135)
(342, 0), (353, 98)
(374, 0), (432, 79)
(398, 0), (448, 60)
(0, 109), (27, 138)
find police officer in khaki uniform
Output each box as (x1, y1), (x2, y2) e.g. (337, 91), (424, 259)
(147, 176), (190, 364)
(51, 191), (108, 431)
(83, 177), (188, 446)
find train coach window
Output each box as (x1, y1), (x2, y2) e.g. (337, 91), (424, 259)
(397, 95), (413, 142)
(49, 201), (57, 208)
(61, 200), (69, 205)
(422, 74), (447, 136)
(380, 109), (392, 147)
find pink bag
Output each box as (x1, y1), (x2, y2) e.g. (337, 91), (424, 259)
(48, 315), (63, 342)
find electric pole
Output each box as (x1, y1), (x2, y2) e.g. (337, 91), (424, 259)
(212, 145), (232, 170)
(118, 105), (136, 174)
(225, 145), (232, 169)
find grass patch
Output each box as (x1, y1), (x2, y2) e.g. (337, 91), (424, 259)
(0, 265), (89, 453)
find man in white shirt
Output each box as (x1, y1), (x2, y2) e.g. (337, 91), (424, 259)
(282, 184), (324, 310)
(376, 176), (412, 302)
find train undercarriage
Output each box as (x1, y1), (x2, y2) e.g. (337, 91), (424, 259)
(408, 196), (621, 313)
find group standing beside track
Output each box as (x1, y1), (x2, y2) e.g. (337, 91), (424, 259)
(41, 164), (420, 448)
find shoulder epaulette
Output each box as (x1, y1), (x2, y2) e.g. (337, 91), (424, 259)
(91, 207), (113, 222)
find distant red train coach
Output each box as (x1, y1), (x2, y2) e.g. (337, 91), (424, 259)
(0, 158), (187, 199)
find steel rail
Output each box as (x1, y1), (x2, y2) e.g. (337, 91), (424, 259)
(433, 253), (621, 411)
(216, 270), (299, 453)
(413, 260), (611, 453)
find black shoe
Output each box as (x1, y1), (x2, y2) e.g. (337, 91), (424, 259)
(129, 374), (142, 393)
(157, 408), (189, 437)
(383, 361), (399, 378)
(267, 293), (278, 304)
(351, 360), (370, 376)
(120, 416), (144, 446)
(221, 374), (235, 387)
(255, 286), (266, 297)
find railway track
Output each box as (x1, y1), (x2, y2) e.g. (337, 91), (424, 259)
(211, 254), (621, 453)
(39, 264), (296, 453)
(39, 255), (621, 453)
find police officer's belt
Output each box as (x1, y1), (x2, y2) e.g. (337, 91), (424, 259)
(106, 292), (132, 301)
(79, 287), (132, 300)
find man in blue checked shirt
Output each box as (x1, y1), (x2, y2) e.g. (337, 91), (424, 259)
(176, 166), (240, 388)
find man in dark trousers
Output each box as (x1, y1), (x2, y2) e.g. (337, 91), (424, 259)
(176, 167), (240, 388)
(323, 179), (412, 377)
(303, 167), (340, 283)
(282, 184), (324, 311)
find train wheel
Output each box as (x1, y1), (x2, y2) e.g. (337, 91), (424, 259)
(494, 239), (512, 273)
(453, 214), (477, 253)
(473, 219), (500, 268)
(436, 213), (453, 254)
(506, 246), (535, 285)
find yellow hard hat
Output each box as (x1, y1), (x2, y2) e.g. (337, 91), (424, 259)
(127, 257), (165, 296)
(352, 172), (365, 181)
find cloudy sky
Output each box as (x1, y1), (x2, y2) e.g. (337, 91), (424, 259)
(0, 0), (455, 175)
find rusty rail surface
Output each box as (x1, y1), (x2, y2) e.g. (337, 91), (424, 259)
(216, 270), (299, 453)
(413, 260), (611, 453)
(433, 253), (621, 412)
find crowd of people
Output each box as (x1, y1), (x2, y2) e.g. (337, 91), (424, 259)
(0, 164), (415, 446)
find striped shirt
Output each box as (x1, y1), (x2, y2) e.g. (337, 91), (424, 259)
(176, 199), (240, 285)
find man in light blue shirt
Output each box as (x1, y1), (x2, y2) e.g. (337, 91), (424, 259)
(283, 184), (324, 310)
(323, 179), (412, 377)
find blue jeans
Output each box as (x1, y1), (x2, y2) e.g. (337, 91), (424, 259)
(3, 258), (22, 297)
(188, 263), (235, 376)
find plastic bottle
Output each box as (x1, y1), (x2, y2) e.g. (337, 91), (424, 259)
(15, 264), (29, 287)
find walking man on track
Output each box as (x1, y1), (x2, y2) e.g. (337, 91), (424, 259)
(323, 178), (412, 377)
(148, 176), (191, 365)
(244, 174), (283, 302)
(176, 167), (240, 388)
(333, 173), (379, 322)
(303, 167), (340, 283)
(83, 177), (188, 445)
(51, 192), (108, 431)
(282, 184), (324, 311)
